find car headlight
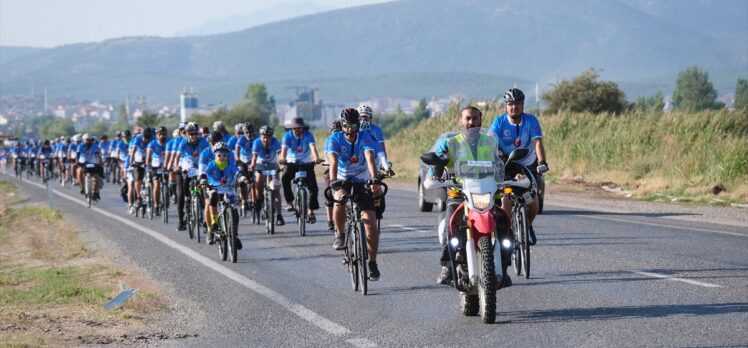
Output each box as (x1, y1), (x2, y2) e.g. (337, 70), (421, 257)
(471, 193), (492, 210)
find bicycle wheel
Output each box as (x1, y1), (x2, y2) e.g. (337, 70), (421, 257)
(357, 220), (368, 295)
(519, 206), (530, 279)
(161, 181), (169, 224)
(346, 219), (359, 292)
(512, 206), (523, 276)
(266, 189), (275, 235)
(229, 207), (239, 263)
(148, 184), (154, 220)
(195, 196), (203, 243)
(218, 209), (228, 261)
(297, 187), (307, 237)
(86, 175), (93, 208)
(186, 197), (195, 239)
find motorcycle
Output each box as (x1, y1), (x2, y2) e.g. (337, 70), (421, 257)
(421, 148), (532, 324)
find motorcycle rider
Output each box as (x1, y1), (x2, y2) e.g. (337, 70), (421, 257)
(488, 88), (548, 245)
(432, 106), (513, 288)
(327, 108), (384, 281)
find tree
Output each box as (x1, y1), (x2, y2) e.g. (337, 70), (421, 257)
(735, 77), (748, 110)
(413, 98), (430, 121)
(632, 91), (665, 112)
(116, 103), (129, 129)
(136, 111), (159, 128)
(243, 83), (276, 123)
(672, 66), (724, 111)
(39, 118), (75, 140)
(542, 69), (627, 114)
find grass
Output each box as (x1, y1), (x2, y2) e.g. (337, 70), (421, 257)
(0, 266), (110, 307)
(385, 103), (748, 203)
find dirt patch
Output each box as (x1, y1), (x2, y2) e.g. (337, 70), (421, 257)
(0, 181), (201, 346)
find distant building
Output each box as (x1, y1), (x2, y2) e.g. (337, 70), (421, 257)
(180, 88), (199, 123)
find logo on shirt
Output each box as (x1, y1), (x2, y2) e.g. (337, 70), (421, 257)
(514, 138), (522, 147)
(503, 130), (511, 137)
(264, 154), (270, 159)
(350, 156), (359, 164)
(192, 151), (198, 157)
(220, 178), (227, 185)
(296, 147), (303, 153)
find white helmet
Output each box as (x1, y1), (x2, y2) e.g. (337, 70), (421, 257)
(357, 105), (373, 118)
(72, 134), (82, 142)
(82, 133), (94, 141)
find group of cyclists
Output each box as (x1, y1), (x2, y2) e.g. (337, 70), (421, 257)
(3, 104), (394, 281)
(2, 87), (547, 290)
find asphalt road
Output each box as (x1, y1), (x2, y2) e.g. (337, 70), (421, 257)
(5, 174), (748, 348)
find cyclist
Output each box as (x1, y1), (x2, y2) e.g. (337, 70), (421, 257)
(173, 122), (209, 231)
(68, 135), (83, 185)
(248, 125), (284, 226)
(0, 145), (6, 174)
(129, 127), (154, 212)
(199, 142), (243, 248)
(76, 134), (104, 201)
(324, 120), (343, 232)
(488, 88), (548, 246)
(10, 142), (22, 175)
(146, 126), (169, 216)
(37, 140), (54, 182)
(279, 116), (324, 223)
(99, 134), (111, 171)
(200, 131), (236, 228)
(166, 125), (187, 204)
(326, 108), (384, 281)
(234, 123), (256, 212)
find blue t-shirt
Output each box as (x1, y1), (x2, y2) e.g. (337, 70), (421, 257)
(488, 113), (543, 166)
(147, 140), (167, 168)
(76, 143), (101, 164)
(226, 135), (238, 150)
(177, 138), (210, 170)
(324, 131), (377, 182)
(236, 136), (255, 163)
(99, 140), (111, 158)
(37, 146), (54, 159)
(252, 138), (281, 164)
(128, 135), (152, 163)
(116, 139), (130, 161)
(282, 130), (316, 163)
(205, 160), (239, 188)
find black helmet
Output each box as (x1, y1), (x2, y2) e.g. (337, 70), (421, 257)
(259, 125), (273, 136)
(156, 126), (167, 135)
(43, 139), (50, 146)
(245, 123), (254, 134)
(504, 88), (525, 103)
(122, 129), (132, 138)
(184, 122), (198, 133)
(330, 120), (342, 132)
(340, 108), (360, 126)
(142, 127), (155, 139)
(209, 130), (223, 145)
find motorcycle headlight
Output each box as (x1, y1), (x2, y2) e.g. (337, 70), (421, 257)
(471, 193), (492, 210)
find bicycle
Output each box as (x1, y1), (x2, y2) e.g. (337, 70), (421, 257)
(236, 167), (255, 220)
(325, 180), (388, 295)
(159, 172), (170, 224)
(503, 154), (537, 280)
(144, 169), (155, 220)
(186, 176), (205, 243)
(13, 156), (23, 181)
(83, 164), (96, 208)
(261, 169), (277, 235)
(290, 163), (315, 237)
(208, 184), (240, 263)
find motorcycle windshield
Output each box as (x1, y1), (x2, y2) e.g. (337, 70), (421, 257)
(454, 160), (503, 182)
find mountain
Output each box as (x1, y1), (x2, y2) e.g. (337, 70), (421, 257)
(174, 1), (335, 37)
(1, 0), (745, 105)
(0, 46), (47, 65)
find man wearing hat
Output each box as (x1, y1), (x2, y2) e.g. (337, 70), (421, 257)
(279, 116), (324, 223)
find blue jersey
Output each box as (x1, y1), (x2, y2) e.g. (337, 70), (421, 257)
(204, 160), (238, 188)
(198, 147), (235, 175)
(282, 130), (316, 163)
(324, 131), (377, 182)
(235, 136), (254, 163)
(37, 146), (54, 159)
(488, 113), (543, 167)
(226, 135), (238, 150)
(76, 143), (101, 164)
(116, 139), (130, 161)
(177, 138), (210, 170)
(128, 135), (150, 163)
(147, 140), (167, 168)
(252, 138), (281, 164)
(99, 140), (112, 158)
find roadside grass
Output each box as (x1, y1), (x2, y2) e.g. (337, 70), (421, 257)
(385, 105), (748, 204)
(0, 179), (170, 346)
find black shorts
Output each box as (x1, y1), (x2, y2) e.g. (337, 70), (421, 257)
(132, 164), (145, 181)
(336, 182), (375, 212)
(83, 164), (104, 177)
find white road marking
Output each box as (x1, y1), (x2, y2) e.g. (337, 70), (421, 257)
(389, 224), (430, 233)
(21, 179), (362, 340)
(579, 214), (747, 238)
(630, 270), (723, 288)
(346, 338), (379, 348)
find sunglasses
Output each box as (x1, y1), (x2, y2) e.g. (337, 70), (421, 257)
(188, 133), (197, 136)
(216, 153), (228, 158)
(343, 123), (359, 130)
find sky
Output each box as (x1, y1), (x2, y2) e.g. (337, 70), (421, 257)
(0, 0), (390, 48)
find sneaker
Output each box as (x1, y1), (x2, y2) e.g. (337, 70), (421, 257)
(128, 205), (136, 215)
(93, 192), (100, 201)
(437, 266), (452, 285)
(177, 221), (186, 231)
(285, 204), (295, 212)
(327, 221), (335, 232)
(235, 238), (243, 250)
(368, 261), (380, 281)
(207, 231), (215, 245)
(307, 211), (316, 224)
(333, 234), (346, 250)
(79, 188), (85, 195)
(529, 226), (537, 246)
(276, 214), (285, 226)
(155, 208), (161, 216)
(498, 274), (512, 289)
